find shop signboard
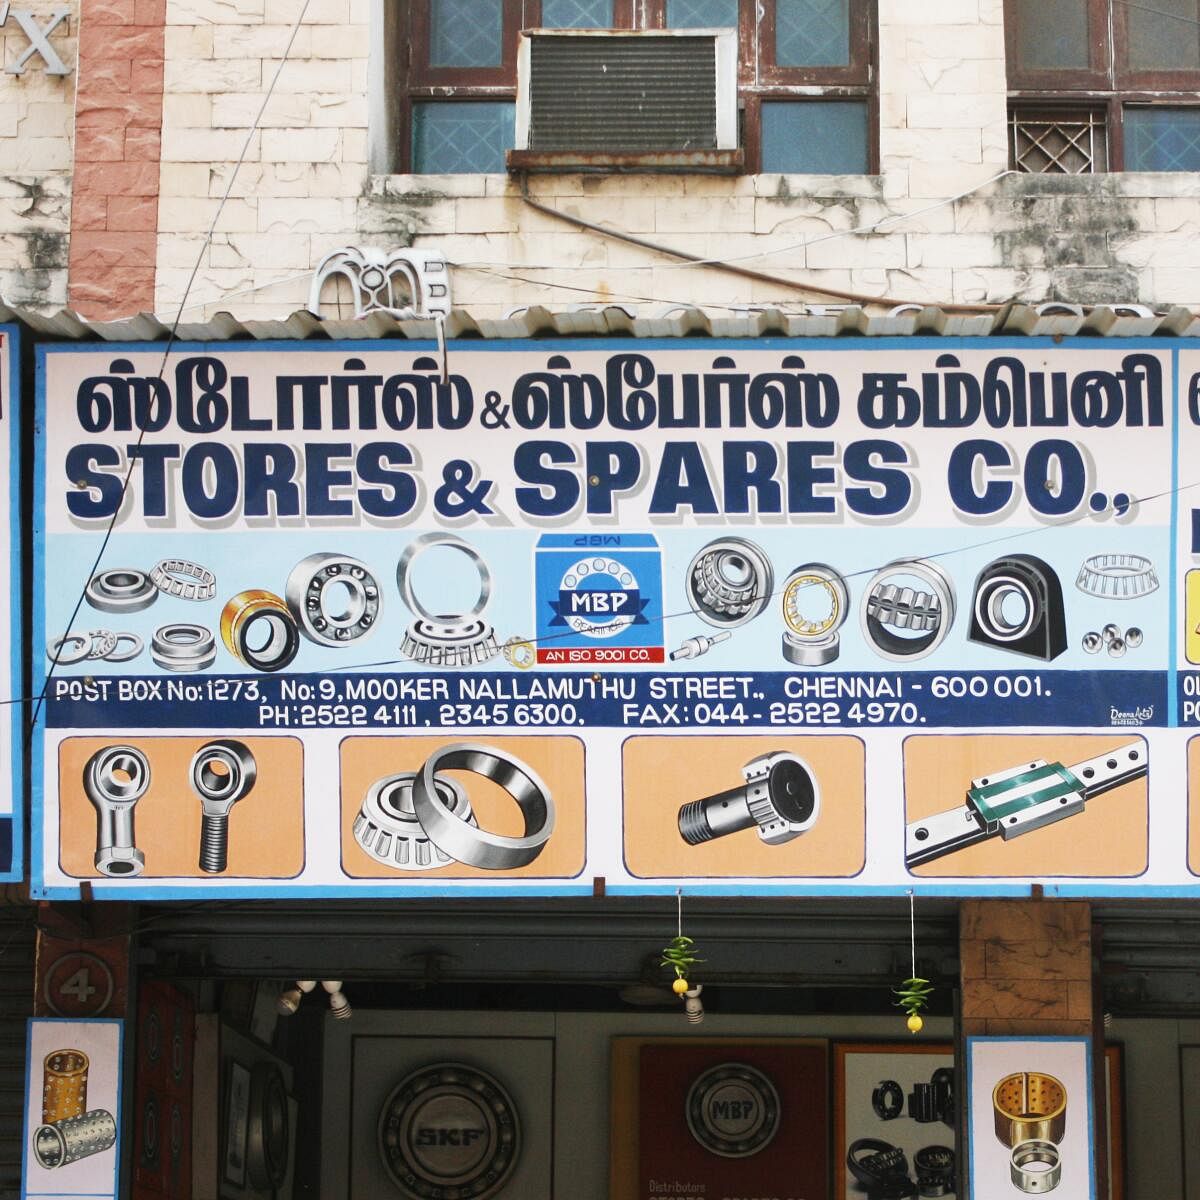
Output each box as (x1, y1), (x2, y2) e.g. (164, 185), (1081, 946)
(27, 336), (1200, 898)
(0, 324), (21, 883)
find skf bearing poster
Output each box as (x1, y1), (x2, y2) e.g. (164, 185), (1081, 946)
(0, 325), (21, 884)
(26, 337), (1200, 898)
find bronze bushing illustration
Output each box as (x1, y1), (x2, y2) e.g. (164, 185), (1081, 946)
(992, 1070), (1067, 1147)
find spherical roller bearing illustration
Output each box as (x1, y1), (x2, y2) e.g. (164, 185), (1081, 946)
(411, 743), (554, 870)
(354, 771), (477, 871)
(686, 537), (774, 628)
(781, 562), (849, 665)
(860, 558), (956, 661)
(285, 553), (381, 647)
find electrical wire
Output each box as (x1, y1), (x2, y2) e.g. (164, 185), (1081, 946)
(30, 0), (313, 733)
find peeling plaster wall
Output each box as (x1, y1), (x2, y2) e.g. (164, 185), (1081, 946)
(145, 0), (1199, 323)
(0, 4), (77, 309)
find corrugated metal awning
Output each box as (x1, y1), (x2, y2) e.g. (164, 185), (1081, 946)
(3, 302), (1200, 343)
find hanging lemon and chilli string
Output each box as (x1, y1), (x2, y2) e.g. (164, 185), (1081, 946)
(895, 889), (933, 1033)
(662, 888), (704, 996)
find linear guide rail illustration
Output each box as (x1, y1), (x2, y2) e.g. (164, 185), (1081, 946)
(905, 742), (1147, 869)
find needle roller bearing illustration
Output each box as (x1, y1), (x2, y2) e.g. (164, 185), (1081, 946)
(780, 563), (849, 665)
(286, 552), (381, 646)
(968, 554), (1067, 662)
(861, 558), (955, 662)
(993, 1071), (1067, 1193)
(84, 744), (150, 877)
(677, 752), (819, 846)
(397, 533), (499, 667)
(358, 743), (554, 871)
(905, 741), (1147, 869)
(1076, 552), (1158, 599)
(190, 739), (257, 874)
(685, 537), (774, 628)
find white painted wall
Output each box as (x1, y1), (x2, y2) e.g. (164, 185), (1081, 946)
(0, 2), (76, 307)
(149, 0), (1200, 325)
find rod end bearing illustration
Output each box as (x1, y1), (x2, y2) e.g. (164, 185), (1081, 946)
(84, 744), (150, 877)
(678, 752), (819, 846)
(190, 739), (257, 874)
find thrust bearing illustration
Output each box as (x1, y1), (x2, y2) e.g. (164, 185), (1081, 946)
(677, 752), (819, 846)
(905, 742), (1147, 869)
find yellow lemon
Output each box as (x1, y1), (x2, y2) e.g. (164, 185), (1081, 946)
(672, 977), (689, 995)
(907, 1013), (924, 1034)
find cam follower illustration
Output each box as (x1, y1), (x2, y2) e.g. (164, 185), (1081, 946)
(190, 739), (257, 873)
(678, 752), (819, 846)
(905, 741), (1147, 869)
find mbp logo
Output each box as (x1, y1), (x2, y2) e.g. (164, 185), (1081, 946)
(685, 1062), (780, 1159)
(550, 556), (649, 639)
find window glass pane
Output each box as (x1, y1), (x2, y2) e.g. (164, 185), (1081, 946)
(430, 0), (503, 67)
(1124, 107), (1200, 170)
(1012, 0), (1089, 70)
(665, 0), (738, 28)
(413, 102), (515, 172)
(776, 0), (850, 67)
(542, 0), (614, 26)
(762, 100), (867, 172)
(1128, 0), (1200, 71)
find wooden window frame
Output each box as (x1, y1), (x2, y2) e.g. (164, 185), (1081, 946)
(398, 0), (878, 173)
(1005, 0), (1200, 170)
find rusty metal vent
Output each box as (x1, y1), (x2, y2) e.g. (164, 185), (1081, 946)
(522, 31), (728, 153)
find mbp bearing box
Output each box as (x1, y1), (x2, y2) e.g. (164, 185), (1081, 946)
(534, 534), (664, 664)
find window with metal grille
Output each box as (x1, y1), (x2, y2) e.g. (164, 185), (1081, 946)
(391, 0), (877, 174)
(1005, 0), (1200, 171)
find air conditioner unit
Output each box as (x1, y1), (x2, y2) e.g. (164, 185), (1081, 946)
(508, 28), (743, 173)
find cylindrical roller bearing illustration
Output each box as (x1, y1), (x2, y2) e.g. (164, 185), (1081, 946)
(781, 563), (849, 665)
(151, 624), (216, 672)
(354, 771), (477, 871)
(189, 739), (257, 874)
(411, 743), (554, 870)
(286, 553), (381, 646)
(85, 568), (158, 613)
(685, 1062), (780, 1158)
(685, 537), (774, 629)
(42, 1050), (88, 1124)
(992, 1071), (1067, 1147)
(150, 558), (216, 601)
(84, 744), (150, 877)
(397, 533), (498, 666)
(860, 558), (956, 661)
(221, 589), (300, 672)
(678, 752), (819, 846)
(33, 1108), (116, 1169)
(1010, 1139), (1062, 1193)
(378, 1063), (520, 1200)
(968, 554), (1067, 662)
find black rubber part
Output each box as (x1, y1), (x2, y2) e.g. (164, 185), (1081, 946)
(872, 1079), (904, 1120)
